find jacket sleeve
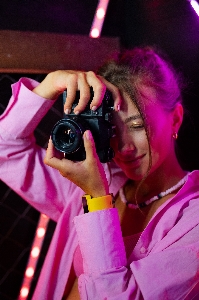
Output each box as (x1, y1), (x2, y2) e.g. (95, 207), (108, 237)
(74, 208), (199, 300)
(0, 77), (82, 221)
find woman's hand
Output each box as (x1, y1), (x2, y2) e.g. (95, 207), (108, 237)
(32, 70), (121, 113)
(44, 130), (109, 198)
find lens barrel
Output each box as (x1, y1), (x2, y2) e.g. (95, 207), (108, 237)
(51, 119), (85, 154)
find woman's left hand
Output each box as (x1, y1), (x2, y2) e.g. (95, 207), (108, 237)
(44, 130), (109, 198)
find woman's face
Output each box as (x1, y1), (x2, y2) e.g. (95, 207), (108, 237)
(111, 85), (177, 181)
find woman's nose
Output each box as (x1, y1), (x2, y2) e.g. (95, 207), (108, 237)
(117, 133), (136, 153)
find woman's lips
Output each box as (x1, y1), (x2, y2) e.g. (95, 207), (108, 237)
(114, 154), (146, 169)
(117, 154), (146, 163)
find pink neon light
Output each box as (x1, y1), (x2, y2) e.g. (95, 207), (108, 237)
(97, 8), (106, 19)
(18, 214), (49, 299)
(31, 246), (40, 258)
(89, 0), (110, 38)
(91, 28), (100, 38)
(37, 227), (46, 237)
(190, 0), (199, 16)
(20, 287), (29, 298)
(25, 267), (34, 278)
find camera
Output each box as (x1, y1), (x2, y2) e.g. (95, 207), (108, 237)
(51, 87), (115, 163)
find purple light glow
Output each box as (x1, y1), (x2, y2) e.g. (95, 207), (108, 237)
(190, 0), (199, 16)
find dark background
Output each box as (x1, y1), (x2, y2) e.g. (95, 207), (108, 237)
(0, 0), (199, 299)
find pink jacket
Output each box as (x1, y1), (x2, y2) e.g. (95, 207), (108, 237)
(1, 78), (199, 300)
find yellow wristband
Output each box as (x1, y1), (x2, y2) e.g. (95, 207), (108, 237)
(82, 194), (114, 213)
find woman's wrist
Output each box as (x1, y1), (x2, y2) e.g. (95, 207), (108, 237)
(32, 72), (60, 100)
(82, 194), (115, 213)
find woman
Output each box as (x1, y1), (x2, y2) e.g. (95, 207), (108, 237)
(0, 47), (199, 299)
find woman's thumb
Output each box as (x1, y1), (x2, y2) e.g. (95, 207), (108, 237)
(83, 130), (98, 160)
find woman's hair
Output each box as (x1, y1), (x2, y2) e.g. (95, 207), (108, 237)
(98, 46), (185, 199)
(97, 46), (184, 113)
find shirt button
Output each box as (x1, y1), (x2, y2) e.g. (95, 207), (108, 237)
(140, 246), (146, 254)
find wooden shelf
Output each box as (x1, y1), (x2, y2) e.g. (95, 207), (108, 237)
(0, 30), (120, 73)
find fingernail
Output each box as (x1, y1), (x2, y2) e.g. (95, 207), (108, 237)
(117, 104), (120, 111)
(85, 130), (92, 140)
(65, 108), (71, 114)
(91, 105), (97, 111)
(74, 110), (80, 115)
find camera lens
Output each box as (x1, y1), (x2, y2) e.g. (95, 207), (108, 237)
(57, 126), (75, 146)
(51, 119), (84, 154)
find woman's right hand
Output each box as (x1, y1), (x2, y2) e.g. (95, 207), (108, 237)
(44, 130), (109, 198)
(32, 70), (121, 113)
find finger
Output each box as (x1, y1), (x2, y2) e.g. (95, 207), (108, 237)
(98, 76), (122, 112)
(74, 72), (91, 114)
(83, 130), (109, 197)
(45, 137), (56, 160)
(85, 71), (106, 111)
(73, 71), (106, 113)
(44, 138), (64, 170)
(83, 130), (98, 162)
(63, 73), (79, 114)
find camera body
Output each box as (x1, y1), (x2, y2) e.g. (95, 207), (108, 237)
(51, 88), (115, 163)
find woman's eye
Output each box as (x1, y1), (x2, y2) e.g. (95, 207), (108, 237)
(129, 123), (144, 130)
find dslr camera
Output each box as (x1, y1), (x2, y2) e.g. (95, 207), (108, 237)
(51, 87), (115, 163)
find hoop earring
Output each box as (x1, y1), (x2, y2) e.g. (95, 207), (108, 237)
(172, 132), (178, 140)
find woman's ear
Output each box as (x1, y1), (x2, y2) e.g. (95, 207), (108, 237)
(172, 103), (184, 133)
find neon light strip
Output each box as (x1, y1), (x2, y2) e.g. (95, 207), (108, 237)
(18, 214), (49, 299)
(189, 0), (199, 16)
(90, 0), (110, 38)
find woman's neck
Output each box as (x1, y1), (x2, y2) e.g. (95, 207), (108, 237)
(126, 159), (187, 205)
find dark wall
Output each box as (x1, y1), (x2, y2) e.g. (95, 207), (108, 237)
(0, 0), (98, 35)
